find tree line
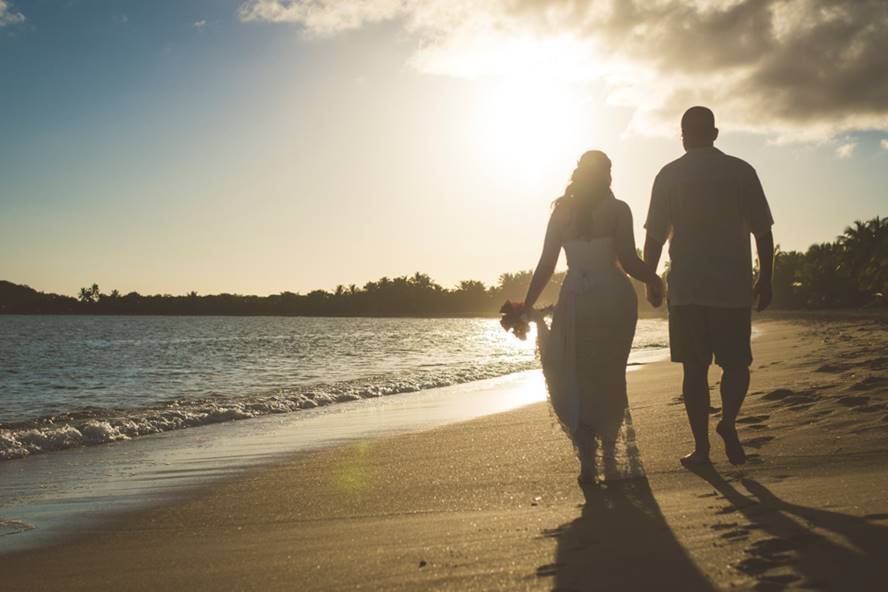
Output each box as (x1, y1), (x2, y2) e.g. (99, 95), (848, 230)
(769, 217), (886, 308)
(0, 271), (629, 316)
(1, 216), (885, 316)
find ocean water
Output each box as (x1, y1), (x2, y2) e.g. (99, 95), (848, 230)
(0, 315), (668, 461)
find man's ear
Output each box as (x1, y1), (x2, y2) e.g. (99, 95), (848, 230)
(712, 127), (719, 142)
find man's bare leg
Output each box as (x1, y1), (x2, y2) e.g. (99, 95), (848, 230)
(681, 363), (711, 465)
(716, 365), (750, 464)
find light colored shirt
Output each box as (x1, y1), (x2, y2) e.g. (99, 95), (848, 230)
(645, 147), (773, 308)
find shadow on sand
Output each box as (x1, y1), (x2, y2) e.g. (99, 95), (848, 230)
(539, 478), (716, 591)
(688, 464), (888, 591)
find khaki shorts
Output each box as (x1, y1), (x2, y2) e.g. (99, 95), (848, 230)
(668, 305), (752, 368)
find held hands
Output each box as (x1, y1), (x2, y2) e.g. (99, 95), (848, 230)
(646, 276), (665, 308)
(753, 279), (772, 312)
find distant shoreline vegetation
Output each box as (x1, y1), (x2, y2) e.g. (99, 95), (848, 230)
(0, 271), (622, 317)
(1, 217), (885, 316)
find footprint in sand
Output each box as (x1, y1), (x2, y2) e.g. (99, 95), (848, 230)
(743, 436), (775, 449)
(856, 403), (887, 413)
(816, 363), (847, 373)
(864, 357), (888, 371)
(763, 388), (821, 410)
(720, 528), (751, 541)
(785, 393), (820, 407)
(762, 389), (793, 401)
(851, 376), (888, 391)
(737, 415), (770, 425)
(837, 395), (869, 407)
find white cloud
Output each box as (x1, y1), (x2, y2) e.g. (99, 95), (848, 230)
(194, 19), (207, 29)
(881, 139), (888, 150)
(237, 0), (888, 141)
(835, 142), (856, 159)
(0, 0), (25, 27)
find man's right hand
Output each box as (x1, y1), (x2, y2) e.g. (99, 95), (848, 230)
(646, 277), (664, 308)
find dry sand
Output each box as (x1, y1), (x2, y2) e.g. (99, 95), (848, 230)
(2, 314), (887, 591)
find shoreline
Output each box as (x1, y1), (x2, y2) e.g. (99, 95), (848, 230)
(0, 316), (669, 463)
(3, 316), (888, 590)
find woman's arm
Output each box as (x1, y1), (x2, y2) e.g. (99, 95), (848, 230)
(614, 201), (660, 285)
(523, 207), (563, 309)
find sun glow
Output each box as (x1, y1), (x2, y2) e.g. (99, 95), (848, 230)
(454, 36), (604, 183)
(467, 77), (595, 182)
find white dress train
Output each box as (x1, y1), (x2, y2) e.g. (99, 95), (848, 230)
(536, 237), (645, 482)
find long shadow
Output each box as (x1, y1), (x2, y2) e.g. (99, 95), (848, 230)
(688, 464), (888, 591)
(540, 478), (716, 591)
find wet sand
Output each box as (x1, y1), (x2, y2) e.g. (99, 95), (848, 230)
(3, 314), (888, 591)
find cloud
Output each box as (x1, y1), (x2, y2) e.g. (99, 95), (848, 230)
(237, 1), (888, 140)
(835, 142), (856, 159)
(0, 0), (25, 27)
(194, 19), (207, 29)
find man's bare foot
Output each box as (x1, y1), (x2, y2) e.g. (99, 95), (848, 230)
(680, 449), (711, 467)
(716, 421), (747, 465)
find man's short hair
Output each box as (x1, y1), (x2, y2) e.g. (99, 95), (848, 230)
(681, 106), (715, 134)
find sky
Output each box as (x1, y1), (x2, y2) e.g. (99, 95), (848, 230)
(1, 0), (887, 297)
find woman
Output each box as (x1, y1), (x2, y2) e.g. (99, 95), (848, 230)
(522, 150), (663, 485)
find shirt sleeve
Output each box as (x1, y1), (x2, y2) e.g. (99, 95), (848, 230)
(745, 167), (774, 237)
(644, 171), (671, 244)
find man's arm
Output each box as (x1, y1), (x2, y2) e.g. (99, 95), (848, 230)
(643, 235), (665, 307)
(643, 171), (669, 307)
(746, 165), (774, 312)
(753, 230), (774, 312)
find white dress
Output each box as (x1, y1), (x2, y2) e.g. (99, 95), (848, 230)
(537, 237), (645, 482)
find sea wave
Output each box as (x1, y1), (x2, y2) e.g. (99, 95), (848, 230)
(0, 361), (537, 461)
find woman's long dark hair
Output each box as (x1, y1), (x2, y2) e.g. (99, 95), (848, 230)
(554, 150), (614, 239)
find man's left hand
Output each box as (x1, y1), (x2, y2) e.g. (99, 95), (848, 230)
(753, 279), (772, 312)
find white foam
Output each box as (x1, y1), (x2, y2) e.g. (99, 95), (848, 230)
(0, 361), (538, 461)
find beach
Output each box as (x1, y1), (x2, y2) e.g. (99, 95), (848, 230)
(3, 314), (887, 591)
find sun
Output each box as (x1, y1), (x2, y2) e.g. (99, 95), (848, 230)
(466, 76), (594, 182)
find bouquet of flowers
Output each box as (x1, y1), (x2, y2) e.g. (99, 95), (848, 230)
(500, 301), (555, 340)
(499, 300), (531, 340)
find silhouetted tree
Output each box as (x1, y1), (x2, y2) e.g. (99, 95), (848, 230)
(3, 217), (885, 316)
(78, 284), (100, 303)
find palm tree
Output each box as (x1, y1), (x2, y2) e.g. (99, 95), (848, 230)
(839, 216), (888, 302)
(78, 284), (100, 303)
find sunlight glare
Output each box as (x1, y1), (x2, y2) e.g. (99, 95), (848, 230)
(462, 39), (599, 182)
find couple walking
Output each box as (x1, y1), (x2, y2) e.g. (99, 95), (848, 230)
(521, 106), (775, 484)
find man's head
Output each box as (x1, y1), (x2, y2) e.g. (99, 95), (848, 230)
(681, 106), (718, 150)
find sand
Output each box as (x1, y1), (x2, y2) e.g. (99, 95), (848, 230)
(2, 314), (887, 591)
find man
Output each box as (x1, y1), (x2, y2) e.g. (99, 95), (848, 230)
(643, 106), (774, 466)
